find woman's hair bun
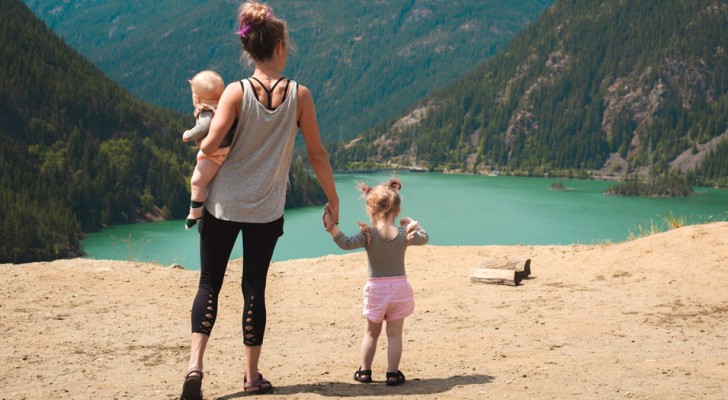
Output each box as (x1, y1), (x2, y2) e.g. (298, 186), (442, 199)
(241, 2), (270, 25)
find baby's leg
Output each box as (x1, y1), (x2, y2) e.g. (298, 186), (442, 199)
(186, 159), (220, 229)
(190, 158), (220, 203)
(385, 318), (405, 375)
(361, 319), (383, 374)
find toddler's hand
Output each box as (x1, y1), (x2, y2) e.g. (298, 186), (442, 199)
(323, 209), (336, 232)
(401, 217), (419, 241)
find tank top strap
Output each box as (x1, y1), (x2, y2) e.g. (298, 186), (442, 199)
(247, 76), (288, 110)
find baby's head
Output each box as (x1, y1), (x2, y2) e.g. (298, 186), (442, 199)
(359, 178), (402, 222)
(189, 70), (224, 107)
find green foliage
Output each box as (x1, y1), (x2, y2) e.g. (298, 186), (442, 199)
(605, 175), (694, 197)
(24, 0), (551, 142)
(285, 158), (327, 209)
(333, 0), (728, 187)
(2, 0), (330, 263)
(0, 0), (194, 262)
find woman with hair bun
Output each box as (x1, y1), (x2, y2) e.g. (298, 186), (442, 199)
(179, 2), (339, 398)
(323, 178), (429, 387)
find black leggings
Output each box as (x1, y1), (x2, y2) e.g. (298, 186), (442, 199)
(191, 209), (283, 346)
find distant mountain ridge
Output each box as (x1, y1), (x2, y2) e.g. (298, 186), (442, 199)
(331, 0), (728, 186)
(23, 0), (552, 141)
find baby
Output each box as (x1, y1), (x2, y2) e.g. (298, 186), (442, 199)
(182, 70), (233, 230)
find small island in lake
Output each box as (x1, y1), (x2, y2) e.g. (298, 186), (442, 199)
(549, 182), (574, 191)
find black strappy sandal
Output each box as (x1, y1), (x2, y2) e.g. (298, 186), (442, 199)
(243, 373), (273, 395)
(179, 368), (203, 400)
(385, 370), (406, 386)
(354, 367), (373, 383)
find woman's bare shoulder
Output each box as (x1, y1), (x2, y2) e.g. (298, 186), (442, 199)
(296, 82), (312, 98)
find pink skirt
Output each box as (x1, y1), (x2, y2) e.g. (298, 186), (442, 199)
(362, 275), (415, 323)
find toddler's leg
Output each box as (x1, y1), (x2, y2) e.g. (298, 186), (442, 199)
(360, 319), (382, 375)
(186, 159), (220, 230)
(385, 318), (405, 376)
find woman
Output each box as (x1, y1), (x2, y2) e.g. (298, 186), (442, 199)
(179, 2), (339, 398)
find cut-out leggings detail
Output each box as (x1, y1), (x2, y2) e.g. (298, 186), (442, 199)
(190, 209), (282, 344)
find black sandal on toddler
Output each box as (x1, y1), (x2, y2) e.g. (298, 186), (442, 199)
(354, 367), (373, 383)
(243, 373), (273, 395)
(386, 370), (405, 386)
(179, 368), (203, 400)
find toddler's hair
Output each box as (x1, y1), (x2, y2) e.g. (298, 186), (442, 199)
(237, 1), (291, 64)
(189, 70), (224, 103)
(358, 178), (402, 221)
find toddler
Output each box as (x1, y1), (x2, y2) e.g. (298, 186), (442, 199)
(323, 178), (428, 386)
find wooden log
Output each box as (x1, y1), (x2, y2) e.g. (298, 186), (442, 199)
(470, 268), (523, 286)
(477, 259), (531, 278)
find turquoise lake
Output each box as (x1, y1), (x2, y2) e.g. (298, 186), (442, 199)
(81, 173), (728, 269)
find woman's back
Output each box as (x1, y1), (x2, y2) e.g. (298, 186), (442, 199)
(206, 79), (299, 223)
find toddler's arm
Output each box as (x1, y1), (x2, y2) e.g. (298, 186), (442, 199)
(183, 110), (213, 142)
(332, 229), (368, 250)
(324, 211), (367, 250)
(400, 217), (429, 246)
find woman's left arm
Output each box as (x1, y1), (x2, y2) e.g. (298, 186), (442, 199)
(298, 84), (339, 222)
(200, 82), (242, 155)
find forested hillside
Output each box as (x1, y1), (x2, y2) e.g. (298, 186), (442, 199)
(332, 0), (728, 187)
(23, 0), (552, 141)
(0, 1), (326, 263)
(0, 0), (194, 262)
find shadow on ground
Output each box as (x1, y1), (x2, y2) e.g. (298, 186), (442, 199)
(216, 374), (494, 399)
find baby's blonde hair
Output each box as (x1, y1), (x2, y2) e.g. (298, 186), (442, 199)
(189, 70), (224, 105)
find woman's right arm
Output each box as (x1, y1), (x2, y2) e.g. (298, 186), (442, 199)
(297, 84), (339, 223)
(200, 83), (242, 155)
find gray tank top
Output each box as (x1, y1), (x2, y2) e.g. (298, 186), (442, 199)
(206, 79), (298, 223)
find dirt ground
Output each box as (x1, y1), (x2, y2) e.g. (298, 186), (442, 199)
(2, 222), (728, 399)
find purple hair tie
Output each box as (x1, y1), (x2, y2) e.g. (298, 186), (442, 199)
(238, 7), (273, 38)
(238, 22), (252, 38)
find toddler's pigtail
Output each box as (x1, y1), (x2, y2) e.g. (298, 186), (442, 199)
(388, 178), (402, 191)
(357, 182), (372, 198)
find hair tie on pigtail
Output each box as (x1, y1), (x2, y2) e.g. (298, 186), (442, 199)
(389, 178), (402, 191)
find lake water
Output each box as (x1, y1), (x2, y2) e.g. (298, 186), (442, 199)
(81, 173), (728, 269)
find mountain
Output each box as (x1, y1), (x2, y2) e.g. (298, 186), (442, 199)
(0, 0), (325, 263)
(0, 0), (195, 262)
(331, 0), (728, 187)
(23, 0), (552, 141)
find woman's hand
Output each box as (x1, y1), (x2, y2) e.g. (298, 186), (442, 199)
(324, 202), (339, 226)
(323, 208), (337, 233)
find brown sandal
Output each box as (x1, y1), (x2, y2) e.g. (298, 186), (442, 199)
(180, 368), (204, 400)
(243, 373), (273, 395)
